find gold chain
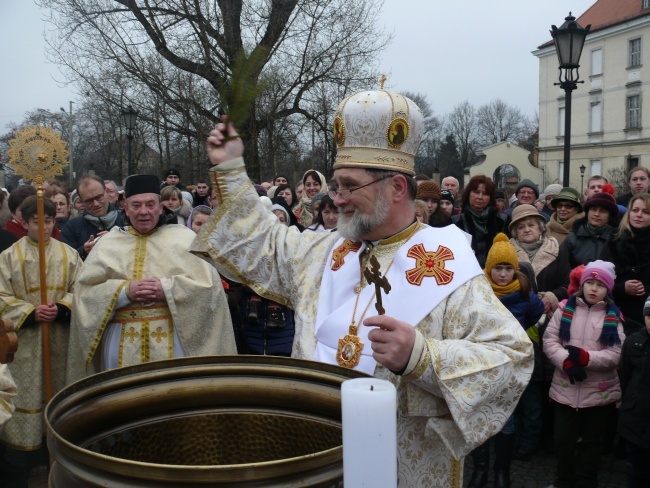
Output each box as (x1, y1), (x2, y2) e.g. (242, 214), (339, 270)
(349, 222), (420, 330)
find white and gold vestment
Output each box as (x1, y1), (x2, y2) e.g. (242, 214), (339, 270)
(0, 237), (82, 450)
(192, 158), (534, 487)
(67, 224), (237, 384)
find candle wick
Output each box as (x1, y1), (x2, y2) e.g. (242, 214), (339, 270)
(370, 385), (374, 391)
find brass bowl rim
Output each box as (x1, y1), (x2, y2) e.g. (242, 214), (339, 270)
(46, 356), (366, 479)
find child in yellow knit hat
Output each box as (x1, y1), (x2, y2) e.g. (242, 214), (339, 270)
(468, 233), (544, 488)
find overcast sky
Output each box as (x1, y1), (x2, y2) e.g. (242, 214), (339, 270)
(1, 0), (596, 131)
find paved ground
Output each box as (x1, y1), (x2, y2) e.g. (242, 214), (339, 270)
(462, 445), (627, 488)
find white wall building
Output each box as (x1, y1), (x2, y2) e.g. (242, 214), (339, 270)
(533, 0), (650, 193)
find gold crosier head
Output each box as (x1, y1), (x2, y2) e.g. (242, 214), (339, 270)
(6, 125), (69, 184)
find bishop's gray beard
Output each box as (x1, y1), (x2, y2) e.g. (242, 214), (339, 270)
(337, 191), (390, 241)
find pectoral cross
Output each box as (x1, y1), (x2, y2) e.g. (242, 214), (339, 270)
(364, 255), (391, 315)
(0, 318), (17, 364)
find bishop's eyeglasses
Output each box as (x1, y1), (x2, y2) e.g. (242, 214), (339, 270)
(328, 174), (395, 200)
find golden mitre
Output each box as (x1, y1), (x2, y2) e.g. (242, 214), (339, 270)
(332, 84), (424, 176)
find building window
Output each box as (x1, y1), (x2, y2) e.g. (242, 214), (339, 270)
(591, 48), (603, 75)
(558, 161), (564, 182)
(559, 107), (565, 136)
(590, 159), (602, 176)
(627, 157), (639, 172)
(590, 101), (602, 132)
(629, 38), (642, 67)
(644, 0), (650, 10)
(627, 95), (641, 129)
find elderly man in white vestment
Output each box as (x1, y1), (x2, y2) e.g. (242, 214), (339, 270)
(192, 89), (534, 488)
(67, 175), (236, 383)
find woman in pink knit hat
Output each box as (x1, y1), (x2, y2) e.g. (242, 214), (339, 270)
(543, 260), (625, 488)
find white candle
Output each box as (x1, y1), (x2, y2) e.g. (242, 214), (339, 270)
(341, 378), (397, 487)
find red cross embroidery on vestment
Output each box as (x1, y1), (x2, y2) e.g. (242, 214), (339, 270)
(405, 244), (454, 286)
(331, 240), (362, 271)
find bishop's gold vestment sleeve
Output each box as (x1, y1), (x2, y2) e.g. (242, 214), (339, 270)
(192, 157), (333, 308)
(0, 364), (17, 428)
(401, 275), (534, 459)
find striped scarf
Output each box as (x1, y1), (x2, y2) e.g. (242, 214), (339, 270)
(559, 295), (621, 347)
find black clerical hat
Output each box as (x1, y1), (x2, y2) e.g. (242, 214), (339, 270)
(124, 175), (160, 198)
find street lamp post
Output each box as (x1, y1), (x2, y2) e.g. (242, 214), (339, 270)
(60, 101), (74, 188)
(121, 106), (139, 176)
(551, 13), (590, 188)
(580, 164), (586, 194)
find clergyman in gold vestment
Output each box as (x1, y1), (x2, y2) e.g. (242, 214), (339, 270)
(192, 89), (534, 488)
(67, 175), (236, 384)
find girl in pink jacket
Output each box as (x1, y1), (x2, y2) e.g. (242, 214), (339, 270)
(543, 260), (625, 488)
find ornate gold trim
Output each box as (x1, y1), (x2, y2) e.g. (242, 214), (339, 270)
(333, 116), (346, 147)
(114, 304), (170, 322)
(85, 281), (128, 367)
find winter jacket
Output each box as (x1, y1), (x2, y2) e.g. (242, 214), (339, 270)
(511, 236), (570, 312)
(543, 298), (625, 409)
(561, 217), (616, 268)
(618, 328), (650, 448)
(500, 290), (545, 333)
(60, 205), (124, 259)
(239, 287), (295, 357)
(4, 218), (61, 241)
(452, 208), (506, 268)
(546, 212), (585, 246)
(501, 289), (546, 382)
(601, 227), (650, 334)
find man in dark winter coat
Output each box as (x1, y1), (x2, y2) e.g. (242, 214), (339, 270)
(618, 297), (650, 487)
(60, 176), (124, 259)
(561, 191), (619, 268)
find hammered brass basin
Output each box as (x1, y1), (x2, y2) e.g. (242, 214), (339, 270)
(46, 355), (368, 487)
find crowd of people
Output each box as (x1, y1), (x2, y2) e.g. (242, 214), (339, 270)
(0, 87), (648, 488)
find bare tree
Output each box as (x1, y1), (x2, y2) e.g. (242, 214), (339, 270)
(475, 98), (533, 148)
(38, 0), (390, 180)
(447, 100), (477, 168)
(401, 91), (444, 177)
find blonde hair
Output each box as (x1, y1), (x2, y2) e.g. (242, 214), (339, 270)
(618, 193), (650, 238)
(160, 185), (182, 201)
(413, 200), (430, 223)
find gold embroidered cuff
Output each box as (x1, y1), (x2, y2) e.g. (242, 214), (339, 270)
(403, 336), (433, 381)
(403, 330), (424, 376)
(124, 282), (134, 302)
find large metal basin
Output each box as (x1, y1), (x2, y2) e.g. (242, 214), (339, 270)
(46, 356), (368, 487)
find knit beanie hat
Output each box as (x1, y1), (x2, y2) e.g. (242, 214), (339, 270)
(645, 296), (650, 316)
(496, 190), (505, 200)
(543, 183), (563, 198)
(580, 260), (616, 293)
(440, 189), (454, 204)
(484, 233), (518, 275)
(515, 179), (539, 198)
(583, 192), (618, 220)
(416, 181), (441, 201)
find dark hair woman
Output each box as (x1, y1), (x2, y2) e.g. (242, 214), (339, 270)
(305, 195), (339, 233)
(293, 169), (327, 227)
(452, 175), (506, 267)
(274, 183), (298, 210)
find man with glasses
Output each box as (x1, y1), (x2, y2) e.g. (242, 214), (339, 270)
(194, 89), (533, 487)
(61, 176), (124, 259)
